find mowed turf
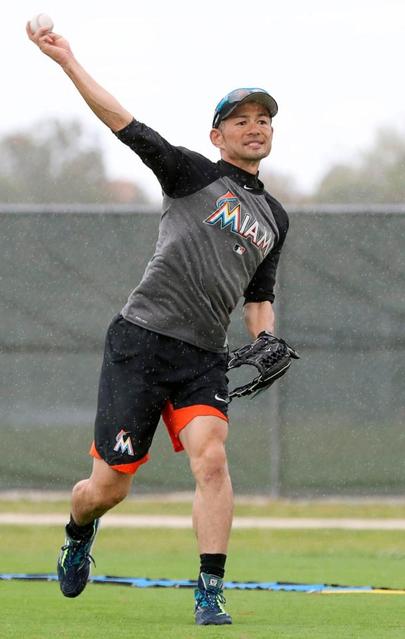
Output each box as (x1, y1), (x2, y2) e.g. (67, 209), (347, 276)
(2, 522), (405, 638)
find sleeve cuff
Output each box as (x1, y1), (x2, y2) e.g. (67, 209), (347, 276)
(243, 294), (275, 305)
(113, 118), (137, 140)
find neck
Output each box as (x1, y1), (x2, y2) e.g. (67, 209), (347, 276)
(220, 154), (260, 175)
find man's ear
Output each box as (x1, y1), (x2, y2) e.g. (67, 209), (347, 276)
(210, 127), (223, 149)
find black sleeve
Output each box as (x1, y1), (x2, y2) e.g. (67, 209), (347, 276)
(114, 119), (218, 198)
(244, 195), (289, 304)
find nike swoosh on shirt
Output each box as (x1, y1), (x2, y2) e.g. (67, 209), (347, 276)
(243, 185), (254, 190)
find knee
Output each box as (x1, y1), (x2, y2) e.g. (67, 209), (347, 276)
(190, 442), (229, 487)
(98, 483), (129, 510)
(72, 477), (130, 511)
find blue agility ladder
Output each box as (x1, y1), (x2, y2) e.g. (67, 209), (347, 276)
(1, 573), (405, 594)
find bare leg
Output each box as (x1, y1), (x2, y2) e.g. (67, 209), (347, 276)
(70, 457), (133, 525)
(57, 457), (134, 598)
(179, 416), (233, 553)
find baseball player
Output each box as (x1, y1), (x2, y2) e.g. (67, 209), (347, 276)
(27, 24), (289, 626)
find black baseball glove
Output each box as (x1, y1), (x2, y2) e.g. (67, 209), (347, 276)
(227, 331), (300, 399)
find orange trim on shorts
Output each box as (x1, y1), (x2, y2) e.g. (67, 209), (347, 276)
(89, 441), (150, 475)
(162, 403), (228, 453)
(89, 441), (102, 459)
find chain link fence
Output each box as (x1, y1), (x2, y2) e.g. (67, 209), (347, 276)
(1, 205), (404, 495)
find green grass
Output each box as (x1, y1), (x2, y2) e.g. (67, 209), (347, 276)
(2, 522), (405, 638)
(3, 582), (405, 639)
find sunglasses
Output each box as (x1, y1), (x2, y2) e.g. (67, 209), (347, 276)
(212, 88), (277, 128)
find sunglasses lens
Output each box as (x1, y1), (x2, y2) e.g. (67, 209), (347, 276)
(213, 88), (270, 126)
(228, 88), (265, 104)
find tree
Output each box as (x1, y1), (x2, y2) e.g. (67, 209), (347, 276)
(313, 127), (405, 203)
(0, 118), (148, 204)
(260, 169), (307, 205)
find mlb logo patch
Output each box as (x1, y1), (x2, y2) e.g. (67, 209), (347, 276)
(233, 244), (246, 255)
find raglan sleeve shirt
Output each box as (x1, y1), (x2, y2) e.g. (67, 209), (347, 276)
(114, 118), (289, 351)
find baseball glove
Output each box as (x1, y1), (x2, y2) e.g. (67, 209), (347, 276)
(227, 331), (300, 399)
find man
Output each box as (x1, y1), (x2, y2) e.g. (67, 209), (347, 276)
(27, 24), (289, 626)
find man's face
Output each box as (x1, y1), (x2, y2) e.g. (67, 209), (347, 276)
(210, 101), (273, 171)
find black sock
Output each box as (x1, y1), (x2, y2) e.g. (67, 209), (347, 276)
(66, 514), (95, 541)
(199, 553), (227, 580)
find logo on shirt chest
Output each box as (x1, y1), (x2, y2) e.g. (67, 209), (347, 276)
(203, 190), (274, 256)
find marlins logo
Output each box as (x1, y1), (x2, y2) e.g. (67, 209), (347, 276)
(113, 429), (134, 456)
(203, 190), (274, 256)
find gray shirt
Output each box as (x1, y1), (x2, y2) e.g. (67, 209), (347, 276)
(116, 121), (289, 352)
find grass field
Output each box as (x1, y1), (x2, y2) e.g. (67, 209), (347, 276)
(2, 501), (405, 638)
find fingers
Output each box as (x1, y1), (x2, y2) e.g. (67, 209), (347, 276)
(26, 22), (54, 45)
(25, 21), (73, 66)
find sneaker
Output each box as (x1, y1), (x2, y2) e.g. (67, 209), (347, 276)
(194, 572), (232, 625)
(57, 519), (99, 598)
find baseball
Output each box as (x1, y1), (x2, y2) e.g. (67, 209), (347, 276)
(29, 13), (54, 34)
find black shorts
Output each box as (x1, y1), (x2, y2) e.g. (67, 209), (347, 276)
(90, 315), (229, 474)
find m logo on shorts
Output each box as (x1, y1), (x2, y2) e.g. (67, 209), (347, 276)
(113, 429), (134, 456)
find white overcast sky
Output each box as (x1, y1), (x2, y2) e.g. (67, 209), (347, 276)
(4, 0), (405, 201)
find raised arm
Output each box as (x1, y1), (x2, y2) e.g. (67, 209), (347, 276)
(26, 24), (133, 132)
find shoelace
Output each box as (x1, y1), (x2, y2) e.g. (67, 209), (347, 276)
(198, 589), (226, 610)
(61, 540), (96, 568)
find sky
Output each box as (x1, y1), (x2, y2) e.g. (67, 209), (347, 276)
(4, 0), (405, 201)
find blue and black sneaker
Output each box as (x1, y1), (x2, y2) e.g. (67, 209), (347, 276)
(57, 519), (99, 598)
(194, 572), (232, 625)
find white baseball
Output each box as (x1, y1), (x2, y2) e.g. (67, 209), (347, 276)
(30, 13), (54, 34)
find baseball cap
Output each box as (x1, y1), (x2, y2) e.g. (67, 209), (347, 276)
(212, 88), (278, 128)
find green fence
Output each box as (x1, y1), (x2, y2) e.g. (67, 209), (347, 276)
(1, 205), (404, 495)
